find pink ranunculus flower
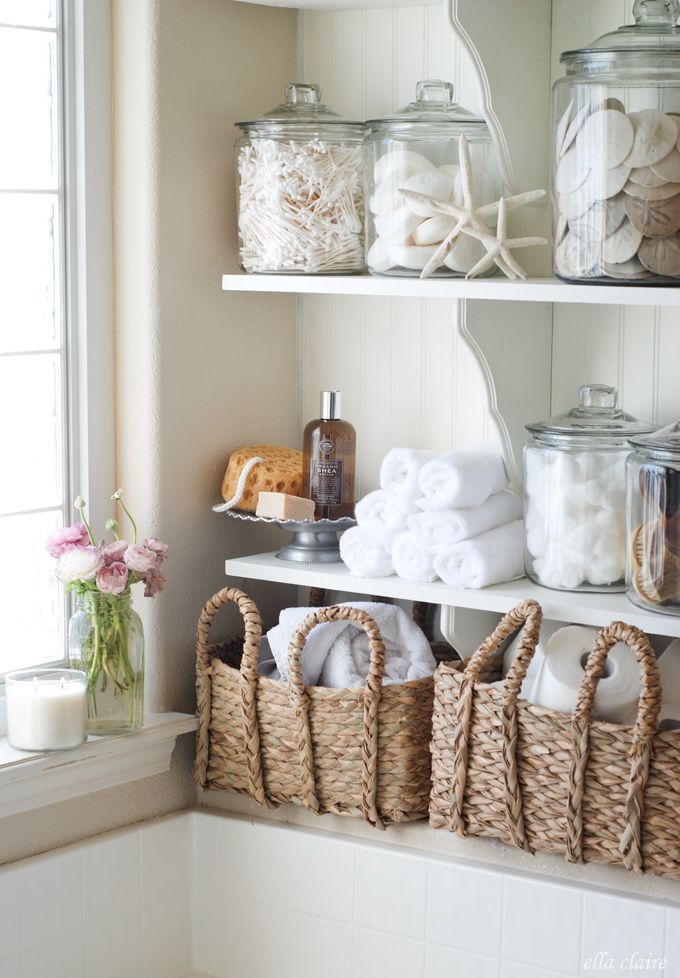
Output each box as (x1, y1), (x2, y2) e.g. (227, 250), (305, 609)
(124, 543), (157, 575)
(144, 569), (167, 598)
(55, 545), (103, 583)
(46, 523), (89, 559)
(96, 560), (129, 595)
(144, 538), (169, 563)
(101, 540), (128, 564)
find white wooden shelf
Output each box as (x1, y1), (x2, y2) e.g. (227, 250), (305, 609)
(225, 552), (680, 639)
(222, 273), (680, 306)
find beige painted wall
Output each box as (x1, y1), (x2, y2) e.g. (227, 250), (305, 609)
(0, 0), (298, 865)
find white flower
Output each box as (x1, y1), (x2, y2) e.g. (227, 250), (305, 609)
(55, 546), (103, 583)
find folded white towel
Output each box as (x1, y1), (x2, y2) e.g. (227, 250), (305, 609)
(266, 601), (436, 687)
(408, 490), (522, 553)
(416, 451), (508, 511)
(340, 525), (394, 578)
(391, 531), (438, 583)
(354, 489), (408, 549)
(379, 448), (438, 513)
(433, 520), (524, 589)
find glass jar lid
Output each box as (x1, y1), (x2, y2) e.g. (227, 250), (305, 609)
(365, 79), (486, 136)
(526, 384), (654, 444)
(237, 83), (366, 138)
(630, 419), (680, 458)
(562, 0), (680, 71)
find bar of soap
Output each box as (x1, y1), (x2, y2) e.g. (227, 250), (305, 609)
(256, 492), (316, 521)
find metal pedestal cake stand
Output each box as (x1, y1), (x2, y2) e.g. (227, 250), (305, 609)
(218, 509), (356, 562)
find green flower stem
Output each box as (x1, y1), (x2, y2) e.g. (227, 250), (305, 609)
(79, 592), (137, 708)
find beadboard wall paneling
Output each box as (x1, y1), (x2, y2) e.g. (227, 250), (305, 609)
(301, 296), (503, 498)
(299, 5), (536, 495)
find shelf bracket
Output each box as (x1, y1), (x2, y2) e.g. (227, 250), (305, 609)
(448, 0), (553, 275)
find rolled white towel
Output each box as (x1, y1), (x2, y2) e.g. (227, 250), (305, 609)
(340, 526), (394, 578)
(355, 489), (408, 550)
(433, 520), (524, 589)
(408, 490), (522, 553)
(392, 531), (437, 583)
(416, 451), (508, 511)
(379, 448), (438, 513)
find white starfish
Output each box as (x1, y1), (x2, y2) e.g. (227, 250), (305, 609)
(398, 133), (547, 280)
(464, 196), (548, 281)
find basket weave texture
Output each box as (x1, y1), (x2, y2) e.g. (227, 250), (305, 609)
(430, 599), (680, 880)
(195, 587), (437, 829)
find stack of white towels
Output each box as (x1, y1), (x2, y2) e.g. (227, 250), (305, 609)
(340, 447), (524, 589)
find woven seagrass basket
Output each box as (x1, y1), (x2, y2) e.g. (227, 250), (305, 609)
(194, 586), (444, 828)
(430, 599), (680, 880)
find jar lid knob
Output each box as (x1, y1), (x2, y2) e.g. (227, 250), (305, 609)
(285, 82), (322, 105)
(578, 384), (617, 412)
(633, 0), (680, 24)
(415, 80), (455, 105)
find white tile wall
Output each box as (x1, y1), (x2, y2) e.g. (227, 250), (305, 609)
(0, 813), (191, 978)
(0, 810), (677, 978)
(188, 812), (678, 978)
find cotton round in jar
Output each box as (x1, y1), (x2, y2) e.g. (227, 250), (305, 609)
(523, 384), (653, 592)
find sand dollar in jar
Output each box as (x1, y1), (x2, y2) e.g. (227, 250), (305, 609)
(236, 84), (366, 274)
(364, 80), (503, 277)
(554, 0), (680, 282)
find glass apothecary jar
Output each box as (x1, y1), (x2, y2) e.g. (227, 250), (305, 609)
(364, 80), (503, 277)
(627, 421), (680, 613)
(553, 0), (680, 283)
(524, 384), (653, 592)
(236, 83), (366, 274)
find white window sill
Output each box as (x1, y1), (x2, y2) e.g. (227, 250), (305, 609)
(0, 712), (197, 818)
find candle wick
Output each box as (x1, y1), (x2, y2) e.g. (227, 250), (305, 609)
(33, 676), (38, 692)
(60, 676), (65, 689)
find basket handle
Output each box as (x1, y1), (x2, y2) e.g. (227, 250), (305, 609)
(193, 587), (274, 810)
(449, 599), (543, 852)
(566, 621), (661, 873)
(286, 606), (387, 829)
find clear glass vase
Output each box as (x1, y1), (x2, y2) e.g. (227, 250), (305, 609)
(68, 591), (144, 734)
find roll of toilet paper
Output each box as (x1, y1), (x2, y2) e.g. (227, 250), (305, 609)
(501, 619), (563, 701)
(658, 703), (680, 733)
(658, 639), (680, 705)
(531, 625), (641, 723)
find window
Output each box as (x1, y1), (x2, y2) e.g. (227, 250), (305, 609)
(0, 0), (114, 678)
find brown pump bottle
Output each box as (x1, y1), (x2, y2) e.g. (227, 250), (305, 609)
(302, 390), (356, 520)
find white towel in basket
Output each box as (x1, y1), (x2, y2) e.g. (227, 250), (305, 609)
(266, 601), (436, 688)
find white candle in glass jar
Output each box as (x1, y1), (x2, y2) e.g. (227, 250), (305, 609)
(6, 669), (87, 751)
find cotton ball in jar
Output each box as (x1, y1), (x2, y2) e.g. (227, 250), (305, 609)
(578, 451), (613, 481)
(599, 482), (625, 512)
(552, 451), (584, 485)
(586, 556), (624, 587)
(526, 525), (548, 558)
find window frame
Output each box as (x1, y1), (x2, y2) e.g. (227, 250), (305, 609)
(0, 0), (114, 704)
